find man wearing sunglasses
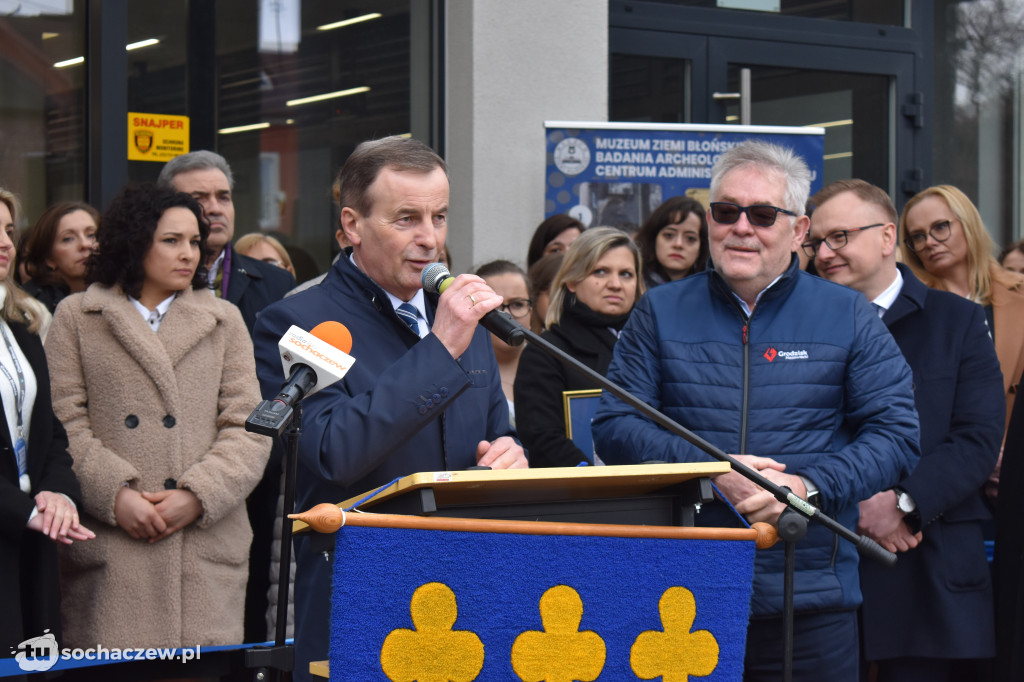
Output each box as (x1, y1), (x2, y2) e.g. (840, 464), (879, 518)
(809, 179), (1003, 681)
(593, 141), (919, 681)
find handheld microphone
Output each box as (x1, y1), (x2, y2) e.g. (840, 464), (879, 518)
(421, 262), (527, 346)
(246, 321), (356, 436)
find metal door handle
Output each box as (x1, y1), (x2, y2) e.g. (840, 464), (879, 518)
(712, 68), (751, 124)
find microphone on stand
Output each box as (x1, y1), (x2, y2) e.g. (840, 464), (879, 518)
(246, 322), (355, 437)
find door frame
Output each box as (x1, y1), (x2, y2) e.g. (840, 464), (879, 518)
(610, 0), (934, 206)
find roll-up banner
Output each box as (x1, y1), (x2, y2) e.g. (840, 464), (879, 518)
(544, 121), (825, 230)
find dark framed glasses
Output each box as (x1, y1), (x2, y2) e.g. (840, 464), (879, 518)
(801, 223), (886, 258)
(709, 202), (797, 228)
(499, 298), (533, 319)
(903, 220), (952, 253)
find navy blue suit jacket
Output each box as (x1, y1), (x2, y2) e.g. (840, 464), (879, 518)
(252, 250), (514, 680)
(223, 244), (295, 335)
(860, 264), (1004, 660)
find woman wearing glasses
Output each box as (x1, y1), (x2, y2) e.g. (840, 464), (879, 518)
(513, 227), (643, 467)
(901, 185), (1024, 496)
(474, 260), (532, 428)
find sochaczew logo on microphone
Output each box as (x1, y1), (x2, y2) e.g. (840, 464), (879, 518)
(284, 333), (351, 372)
(277, 325), (355, 398)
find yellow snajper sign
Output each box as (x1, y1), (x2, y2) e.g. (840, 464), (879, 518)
(127, 113), (190, 162)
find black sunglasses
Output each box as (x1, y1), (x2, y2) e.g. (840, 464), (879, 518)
(710, 201), (797, 228)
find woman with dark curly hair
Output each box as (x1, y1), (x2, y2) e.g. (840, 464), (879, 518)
(44, 184), (270, 648)
(18, 201), (99, 313)
(635, 196), (708, 289)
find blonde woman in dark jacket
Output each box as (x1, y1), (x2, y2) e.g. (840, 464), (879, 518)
(0, 188), (93, 656)
(513, 227), (643, 467)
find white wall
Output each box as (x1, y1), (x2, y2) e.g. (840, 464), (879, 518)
(445, 0), (608, 274)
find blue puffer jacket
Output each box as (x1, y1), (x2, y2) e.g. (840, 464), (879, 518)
(593, 256), (920, 617)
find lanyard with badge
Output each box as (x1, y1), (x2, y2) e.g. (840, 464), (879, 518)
(0, 324), (27, 478)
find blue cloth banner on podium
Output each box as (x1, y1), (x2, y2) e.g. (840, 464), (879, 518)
(330, 524), (755, 681)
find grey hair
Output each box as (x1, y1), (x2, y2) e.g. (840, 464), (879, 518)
(157, 150), (235, 189)
(709, 140), (811, 215)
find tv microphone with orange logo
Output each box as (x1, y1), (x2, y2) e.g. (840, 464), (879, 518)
(246, 321), (355, 436)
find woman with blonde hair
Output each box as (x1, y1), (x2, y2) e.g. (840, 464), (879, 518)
(513, 227), (643, 467)
(901, 185), (1024, 495)
(234, 233), (295, 276)
(0, 188), (93, 655)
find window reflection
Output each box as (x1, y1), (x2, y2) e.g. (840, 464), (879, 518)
(0, 8), (87, 223)
(934, 0), (1024, 246)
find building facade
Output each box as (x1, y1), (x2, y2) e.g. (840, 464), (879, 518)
(0, 0), (1020, 274)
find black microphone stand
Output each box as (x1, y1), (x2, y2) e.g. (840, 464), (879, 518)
(243, 393), (310, 681)
(500, 313), (895, 682)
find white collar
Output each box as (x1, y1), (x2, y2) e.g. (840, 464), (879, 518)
(729, 272), (786, 318)
(349, 253), (429, 338)
(129, 293), (177, 331)
(871, 268), (904, 316)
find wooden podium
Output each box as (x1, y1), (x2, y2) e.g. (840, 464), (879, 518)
(292, 462), (730, 534)
(294, 463), (770, 681)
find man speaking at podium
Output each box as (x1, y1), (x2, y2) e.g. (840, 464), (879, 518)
(592, 141), (920, 681)
(253, 136), (526, 680)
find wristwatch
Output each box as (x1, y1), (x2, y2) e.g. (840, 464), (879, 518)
(894, 487), (917, 514)
(798, 475), (821, 507)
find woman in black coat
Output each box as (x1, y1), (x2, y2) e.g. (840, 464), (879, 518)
(0, 189), (93, 656)
(513, 227), (643, 467)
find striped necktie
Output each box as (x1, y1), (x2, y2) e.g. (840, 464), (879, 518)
(396, 302), (420, 336)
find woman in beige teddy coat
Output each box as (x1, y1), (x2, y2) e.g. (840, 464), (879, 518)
(45, 184), (270, 649)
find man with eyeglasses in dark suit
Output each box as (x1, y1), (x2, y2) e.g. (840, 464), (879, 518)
(593, 140), (920, 681)
(809, 179), (1003, 682)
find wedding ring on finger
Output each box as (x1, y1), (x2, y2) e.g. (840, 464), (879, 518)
(468, 293), (478, 307)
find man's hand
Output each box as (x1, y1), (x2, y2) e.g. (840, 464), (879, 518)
(713, 455), (788, 524)
(856, 490), (921, 552)
(476, 437), (528, 469)
(114, 487), (167, 540)
(712, 454), (786, 505)
(872, 522), (923, 553)
(858, 492), (922, 553)
(140, 489), (203, 543)
(27, 491), (95, 544)
(430, 274), (504, 358)
(714, 456), (817, 525)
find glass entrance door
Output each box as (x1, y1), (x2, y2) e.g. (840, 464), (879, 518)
(611, 7), (924, 204)
(719, 65), (893, 190)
